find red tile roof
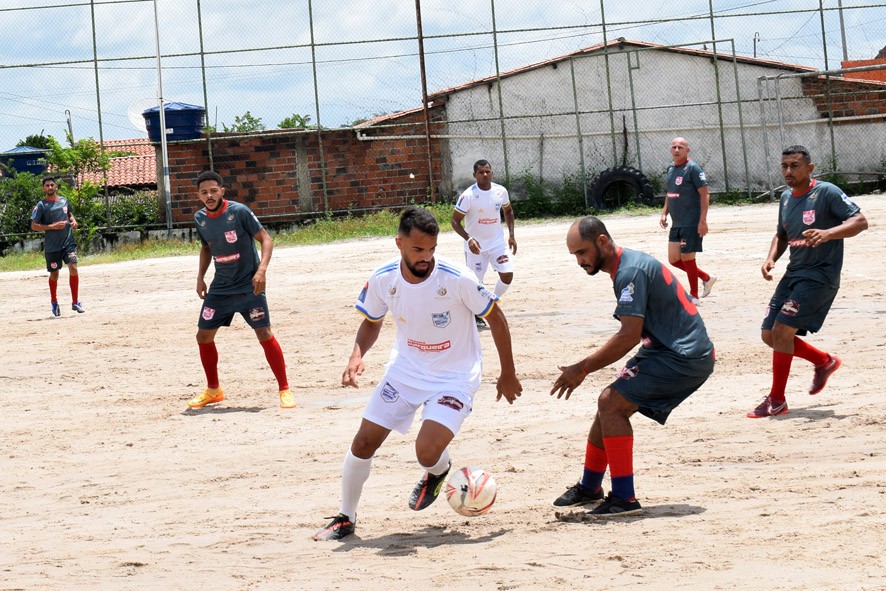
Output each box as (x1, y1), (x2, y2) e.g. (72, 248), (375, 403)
(79, 138), (156, 188)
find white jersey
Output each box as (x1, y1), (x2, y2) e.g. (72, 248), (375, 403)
(355, 256), (498, 391)
(455, 182), (510, 253)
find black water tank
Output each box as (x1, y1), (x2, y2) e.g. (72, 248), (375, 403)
(142, 102), (206, 142)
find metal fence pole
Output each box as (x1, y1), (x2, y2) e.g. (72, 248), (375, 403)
(599, 0), (618, 166)
(415, 0), (436, 203)
(89, 0), (111, 220)
(490, 0), (509, 183)
(569, 57), (589, 208)
(708, 0), (730, 192)
(307, 0), (329, 213)
(196, 0), (214, 170)
(818, 0), (837, 170)
(726, 40), (751, 199)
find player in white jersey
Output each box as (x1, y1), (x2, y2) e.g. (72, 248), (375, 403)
(313, 207), (522, 541)
(451, 160), (517, 329)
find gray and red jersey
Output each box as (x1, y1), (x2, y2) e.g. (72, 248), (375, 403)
(776, 180), (861, 288)
(195, 199), (263, 296)
(610, 247), (713, 360)
(665, 160), (707, 227)
(31, 197), (76, 253)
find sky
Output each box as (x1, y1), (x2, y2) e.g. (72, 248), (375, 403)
(1, 0), (883, 150)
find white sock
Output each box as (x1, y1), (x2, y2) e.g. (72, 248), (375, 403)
(340, 449), (373, 520)
(494, 279), (510, 297)
(421, 447), (451, 475)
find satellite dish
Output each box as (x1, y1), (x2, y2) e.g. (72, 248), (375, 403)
(127, 98), (159, 133)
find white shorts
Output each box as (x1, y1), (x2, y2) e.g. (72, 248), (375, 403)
(363, 377), (474, 435)
(464, 244), (514, 283)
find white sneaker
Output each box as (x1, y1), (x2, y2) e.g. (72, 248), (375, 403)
(689, 295), (701, 306)
(702, 275), (718, 298)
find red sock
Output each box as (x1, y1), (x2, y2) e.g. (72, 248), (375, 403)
(69, 275), (79, 304)
(769, 351), (793, 403)
(199, 342), (220, 389)
(671, 260), (686, 271)
(49, 279), (58, 302)
(260, 336), (289, 390)
(683, 259), (700, 298)
(696, 266), (710, 282)
(580, 441), (607, 493)
(603, 435), (635, 501)
(792, 337), (829, 367)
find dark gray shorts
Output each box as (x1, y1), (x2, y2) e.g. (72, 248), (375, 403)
(761, 275), (838, 336)
(44, 243), (78, 272)
(668, 226), (704, 254)
(611, 347), (714, 425)
(198, 291), (271, 330)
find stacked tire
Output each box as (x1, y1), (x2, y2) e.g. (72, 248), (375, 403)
(588, 166), (655, 210)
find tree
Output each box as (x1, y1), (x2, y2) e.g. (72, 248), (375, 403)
(16, 132), (53, 150)
(278, 113), (313, 129)
(45, 134), (111, 187)
(221, 111), (265, 133)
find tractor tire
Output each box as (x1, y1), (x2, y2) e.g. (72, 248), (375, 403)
(588, 166), (655, 210)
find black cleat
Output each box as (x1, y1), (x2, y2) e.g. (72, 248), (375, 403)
(588, 493), (643, 517)
(552, 482), (604, 507)
(475, 316), (488, 330)
(312, 513), (355, 541)
(408, 462), (451, 511)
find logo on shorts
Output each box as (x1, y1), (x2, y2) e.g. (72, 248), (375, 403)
(675, 176), (683, 186)
(202, 306), (215, 320)
(225, 230), (237, 243)
(802, 210), (816, 225)
(437, 395), (464, 411)
(50, 262), (58, 269)
(381, 382), (399, 403)
(780, 299), (800, 316)
(432, 311), (451, 328)
(474, 262), (482, 271)
(617, 365), (639, 380)
(496, 254), (509, 264)
(619, 282), (634, 303)
(248, 307), (266, 322)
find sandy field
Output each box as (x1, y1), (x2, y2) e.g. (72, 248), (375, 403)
(1, 195), (883, 590)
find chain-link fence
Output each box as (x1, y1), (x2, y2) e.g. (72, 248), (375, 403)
(1, 0), (884, 238)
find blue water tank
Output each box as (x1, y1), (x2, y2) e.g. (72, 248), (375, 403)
(143, 102), (206, 142)
(0, 146), (49, 176)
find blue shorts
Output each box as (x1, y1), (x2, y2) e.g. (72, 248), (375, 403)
(610, 347), (714, 425)
(198, 291), (271, 330)
(668, 226), (704, 254)
(761, 275), (838, 336)
(44, 243), (79, 272)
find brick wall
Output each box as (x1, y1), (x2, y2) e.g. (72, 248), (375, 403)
(801, 76), (886, 120)
(162, 106), (446, 225)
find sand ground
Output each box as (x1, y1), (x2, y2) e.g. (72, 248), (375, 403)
(1, 196), (883, 590)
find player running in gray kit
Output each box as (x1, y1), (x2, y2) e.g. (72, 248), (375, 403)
(747, 145), (867, 418)
(30, 176), (84, 316)
(551, 216), (714, 516)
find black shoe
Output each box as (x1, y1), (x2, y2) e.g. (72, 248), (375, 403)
(552, 482), (604, 507)
(475, 316), (488, 330)
(312, 513), (355, 541)
(589, 493), (643, 517)
(408, 462), (451, 511)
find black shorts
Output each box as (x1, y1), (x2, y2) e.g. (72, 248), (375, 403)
(668, 226), (703, 254)
(198, 291), (271, 330)
(44, 244), (78, 273)
(761, 275), (838, 335)
(610, 347), (714, 425)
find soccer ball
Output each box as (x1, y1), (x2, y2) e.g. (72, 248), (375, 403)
(445, 467), (497, 517)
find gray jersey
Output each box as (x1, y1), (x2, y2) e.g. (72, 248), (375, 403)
(194, 200), (264, 296)
(665, 160), (707, 227)
(31, 197), (76, 253)
(611, 248), (713, 359)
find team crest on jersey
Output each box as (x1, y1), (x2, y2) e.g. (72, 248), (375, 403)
(437, 395), (464, 411)
(225, 230), (237, 243)
(202, 306), (215, 320)
(432, 311), (451, 328)
(437, 286), (447, 296)
(381, 382), (399, 403)
(388, 285), (397, 296)
(248, 307), (266, 322)
(802, 210), (815, 225)
(675, 176), (683, 186)
(227, 213), (235, 221)
(699, 172), (706, 182)
(780, 299), (800, 316)
(619, 283), (635, 303)
(617, 365), (639, 380)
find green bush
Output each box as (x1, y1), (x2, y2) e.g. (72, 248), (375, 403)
(507, 171), (591, 218)
(108, 191), (160, 229)
(0, 171), (42, 236)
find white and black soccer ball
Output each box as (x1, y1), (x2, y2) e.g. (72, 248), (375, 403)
(445, 466), (497, 517)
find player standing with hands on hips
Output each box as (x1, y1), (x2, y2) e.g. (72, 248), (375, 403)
(659, 137), (716, 303)
(747, 146), (867, 418)
(313, 207), (522, 541)
(550, 216), (714, 516)
(451, 159), (517, 329)
(30, 176), (85, 317)
(187, 171), (294, 410)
